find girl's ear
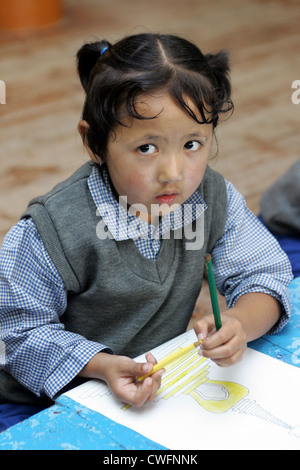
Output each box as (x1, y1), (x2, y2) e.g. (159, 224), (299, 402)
(78, 120), (102, 165)
(78, 120), (89, 141)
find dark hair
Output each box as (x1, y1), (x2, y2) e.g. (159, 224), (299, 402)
(77, 33), (233, 160)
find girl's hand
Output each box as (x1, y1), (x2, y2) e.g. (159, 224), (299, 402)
(194, 312), (247, 367)
(80, 351), (164, 407)
(104, 352), (164, 407)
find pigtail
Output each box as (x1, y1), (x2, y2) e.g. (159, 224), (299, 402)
(204, 50), (233, 126)
(204, 50), (232, 102)
(77, 40), (110, 92)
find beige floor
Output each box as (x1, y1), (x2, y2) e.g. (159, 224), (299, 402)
(0, 0), (299, 318)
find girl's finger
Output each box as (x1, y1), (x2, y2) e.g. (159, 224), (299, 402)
(199, 334), (246, 363)
(145, 351), (157, 365)
(194, 314), (216, 341)
(200, 326), (232, 350)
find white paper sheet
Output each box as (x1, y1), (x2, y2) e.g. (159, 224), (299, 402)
(64, 330), (300, 450)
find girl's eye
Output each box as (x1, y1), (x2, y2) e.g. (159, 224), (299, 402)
(138, 144), (157, 155)
(184, 140), (201, 151)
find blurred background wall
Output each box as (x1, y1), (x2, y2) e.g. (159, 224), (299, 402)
(0, 0), (299, 244)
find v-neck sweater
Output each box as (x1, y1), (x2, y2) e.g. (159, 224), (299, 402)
(22, 162), (227, 357)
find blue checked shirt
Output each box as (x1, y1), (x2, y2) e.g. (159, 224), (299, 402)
(0, 166), (293, 400)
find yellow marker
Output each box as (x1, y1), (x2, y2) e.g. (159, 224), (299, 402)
(137, 340), (202, 381)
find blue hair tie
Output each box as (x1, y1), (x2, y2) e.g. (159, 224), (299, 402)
(100, 46), (108, 56)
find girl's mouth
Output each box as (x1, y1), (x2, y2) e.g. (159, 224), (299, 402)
(155, 193), (178, 205)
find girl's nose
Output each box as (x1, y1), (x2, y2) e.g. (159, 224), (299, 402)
(158, 153), (183, 184)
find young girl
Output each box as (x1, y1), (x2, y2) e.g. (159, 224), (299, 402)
(0, 33), (293, 412)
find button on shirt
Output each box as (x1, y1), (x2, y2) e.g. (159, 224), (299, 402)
(0, 165), (293, 400)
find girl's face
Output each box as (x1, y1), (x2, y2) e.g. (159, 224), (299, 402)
(99, 92), (213, 223)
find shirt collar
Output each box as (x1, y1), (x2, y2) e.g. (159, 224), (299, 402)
(88, 165), (207, 241)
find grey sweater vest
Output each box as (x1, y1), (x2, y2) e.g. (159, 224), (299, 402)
(0, 162), (227, 405)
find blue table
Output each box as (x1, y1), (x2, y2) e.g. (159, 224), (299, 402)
(249, 276), (300, 366)
(0, 277), (299, 450)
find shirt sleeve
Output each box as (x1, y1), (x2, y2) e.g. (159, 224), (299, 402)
(211, 180), (294, 334)
(0, 218), (109, 400)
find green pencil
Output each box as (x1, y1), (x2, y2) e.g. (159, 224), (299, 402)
(204, 254), (222, 331)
